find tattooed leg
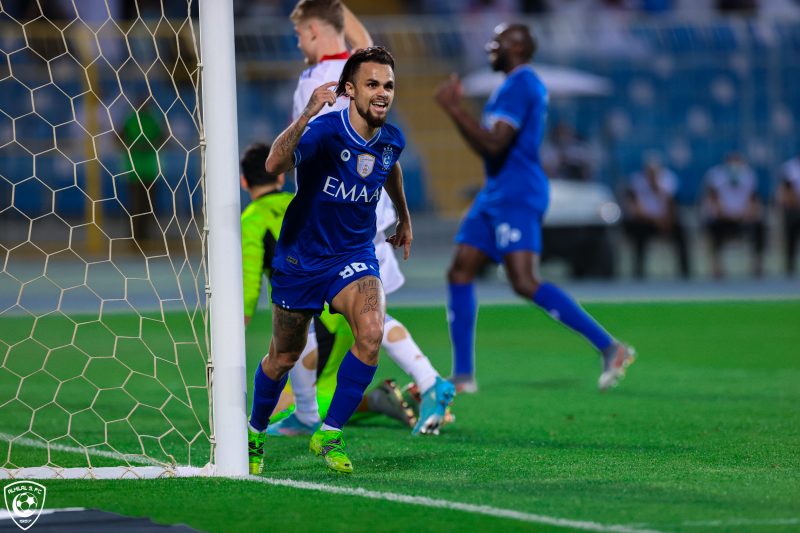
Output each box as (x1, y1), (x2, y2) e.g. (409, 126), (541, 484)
(358, 277), (382, 314)
(332, 275), (385, 365)
(261, 305), (313, 380)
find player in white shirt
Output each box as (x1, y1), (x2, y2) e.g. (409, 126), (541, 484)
(702, 153), (765, 278)
(267, 0), (454, 438)
(777, 155), (800, 275)
(622, 157), (690, 278)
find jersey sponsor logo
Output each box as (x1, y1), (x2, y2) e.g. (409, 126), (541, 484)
(322, 176), (381, 203)
(357, 154), (375, 178)
(286, 256), (298, 265)
(340, 149), (351, 161)
(381, 146), (393, 169)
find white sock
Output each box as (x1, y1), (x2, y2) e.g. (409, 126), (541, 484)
(320, 422), (340, 432)
(382, 317), (438, 393)
(248, 422), (265, 434)
(288, 330), (321, 426)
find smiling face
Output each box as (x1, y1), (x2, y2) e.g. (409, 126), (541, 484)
(345, 62), (395, 129)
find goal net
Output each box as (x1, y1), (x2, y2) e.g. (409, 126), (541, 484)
(0, 1), (245, 479)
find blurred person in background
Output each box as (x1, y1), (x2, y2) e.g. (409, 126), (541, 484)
(540, 121), (595, 182)
(240, 143), (293, 329)
(435, 23), (634, 394)
(119, 96), (164, 249)
(622, 155), (690, 279)
(701, 152), (765, 278)
(715, 0), (758, 15)
(777, 153), (800, 276)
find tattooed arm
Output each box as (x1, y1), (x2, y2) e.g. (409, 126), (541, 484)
(265, 81), (338, 176)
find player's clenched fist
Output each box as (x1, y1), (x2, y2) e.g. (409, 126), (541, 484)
(434, 73), (463, 111)
(301, 81), (338, 119)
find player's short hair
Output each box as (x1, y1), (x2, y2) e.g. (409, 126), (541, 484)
(240, 142), (276, 187)
(290, 0), (344, 33)
(504, 23), (536, 61)
(336, 46), (396, 97)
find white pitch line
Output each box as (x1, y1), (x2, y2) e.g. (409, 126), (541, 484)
(5, 433), (797, 532)
(248, 476), (668, 533)
(0, 432), (161, 466)
(2, 433), (669, 532)
(678, 518), (800, 527)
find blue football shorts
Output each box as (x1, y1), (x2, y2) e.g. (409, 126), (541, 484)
(271, 249), (381, 314)
(455, 202), (544, 263)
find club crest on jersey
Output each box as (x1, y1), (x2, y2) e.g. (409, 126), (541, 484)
(357, 154), (375, 178)
(381, 146), (393, 169)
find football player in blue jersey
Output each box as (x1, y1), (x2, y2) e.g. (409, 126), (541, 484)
(435, 24), (635, 394)
(247, 47), (412, 475)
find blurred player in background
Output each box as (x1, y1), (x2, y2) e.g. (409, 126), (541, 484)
(267, 0), (455, 440)
(702, 152), (765, 278)
(776, 153), (800, 276)
(120, 96), (164, 249)
(622, 155), (690, 279)
(435, 23), (634, 394)
(240, 143), (293, 328)
(290, 0), (371, 121)
(247, 47), (412, 475)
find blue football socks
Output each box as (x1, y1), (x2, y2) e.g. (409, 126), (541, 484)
(323, 351), (378, 430)
(249, 362), (288, 432)
(448, 282), (477, 376)
(532, 282), (614, 353)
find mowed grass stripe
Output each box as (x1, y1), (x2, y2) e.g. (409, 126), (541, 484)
(0, 432), (665, 531)
(1, 301), (798, 532)
(0, 309), (211, 467)
(253, 476), (668, 533)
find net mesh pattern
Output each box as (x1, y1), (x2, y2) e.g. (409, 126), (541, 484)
(0, 1), (211, 475)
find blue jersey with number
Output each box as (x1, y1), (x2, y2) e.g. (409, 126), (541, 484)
(478, 65), (549, 213)
(273, 108), (405, 274)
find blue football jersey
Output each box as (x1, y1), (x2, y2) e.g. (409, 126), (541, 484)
(478, 65), (550, 213)
(273, 109), (406, 274)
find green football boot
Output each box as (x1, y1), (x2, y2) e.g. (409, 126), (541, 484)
(248, 426), (267, 475)
(309, 429), (353, 474)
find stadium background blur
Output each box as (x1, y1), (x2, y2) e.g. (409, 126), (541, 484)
(0, 2), (798, 530)
(2, 0), (800, 284)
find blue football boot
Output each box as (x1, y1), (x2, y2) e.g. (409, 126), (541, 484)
(412, 377), (456, 435)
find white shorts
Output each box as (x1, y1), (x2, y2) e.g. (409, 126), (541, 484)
(375, 240), (405, 295)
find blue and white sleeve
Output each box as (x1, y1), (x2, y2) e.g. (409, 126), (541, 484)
(486, 76), (534, 131)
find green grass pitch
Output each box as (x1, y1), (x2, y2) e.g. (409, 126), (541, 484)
(2, 300), (799, 532)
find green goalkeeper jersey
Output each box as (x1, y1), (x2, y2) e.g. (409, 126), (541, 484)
(241, 190), (294, 319)
(242, 190), (354, 420)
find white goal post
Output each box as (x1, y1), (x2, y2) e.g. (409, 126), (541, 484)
(0, 0), (247, 479)
(199, 0), (248, 478)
